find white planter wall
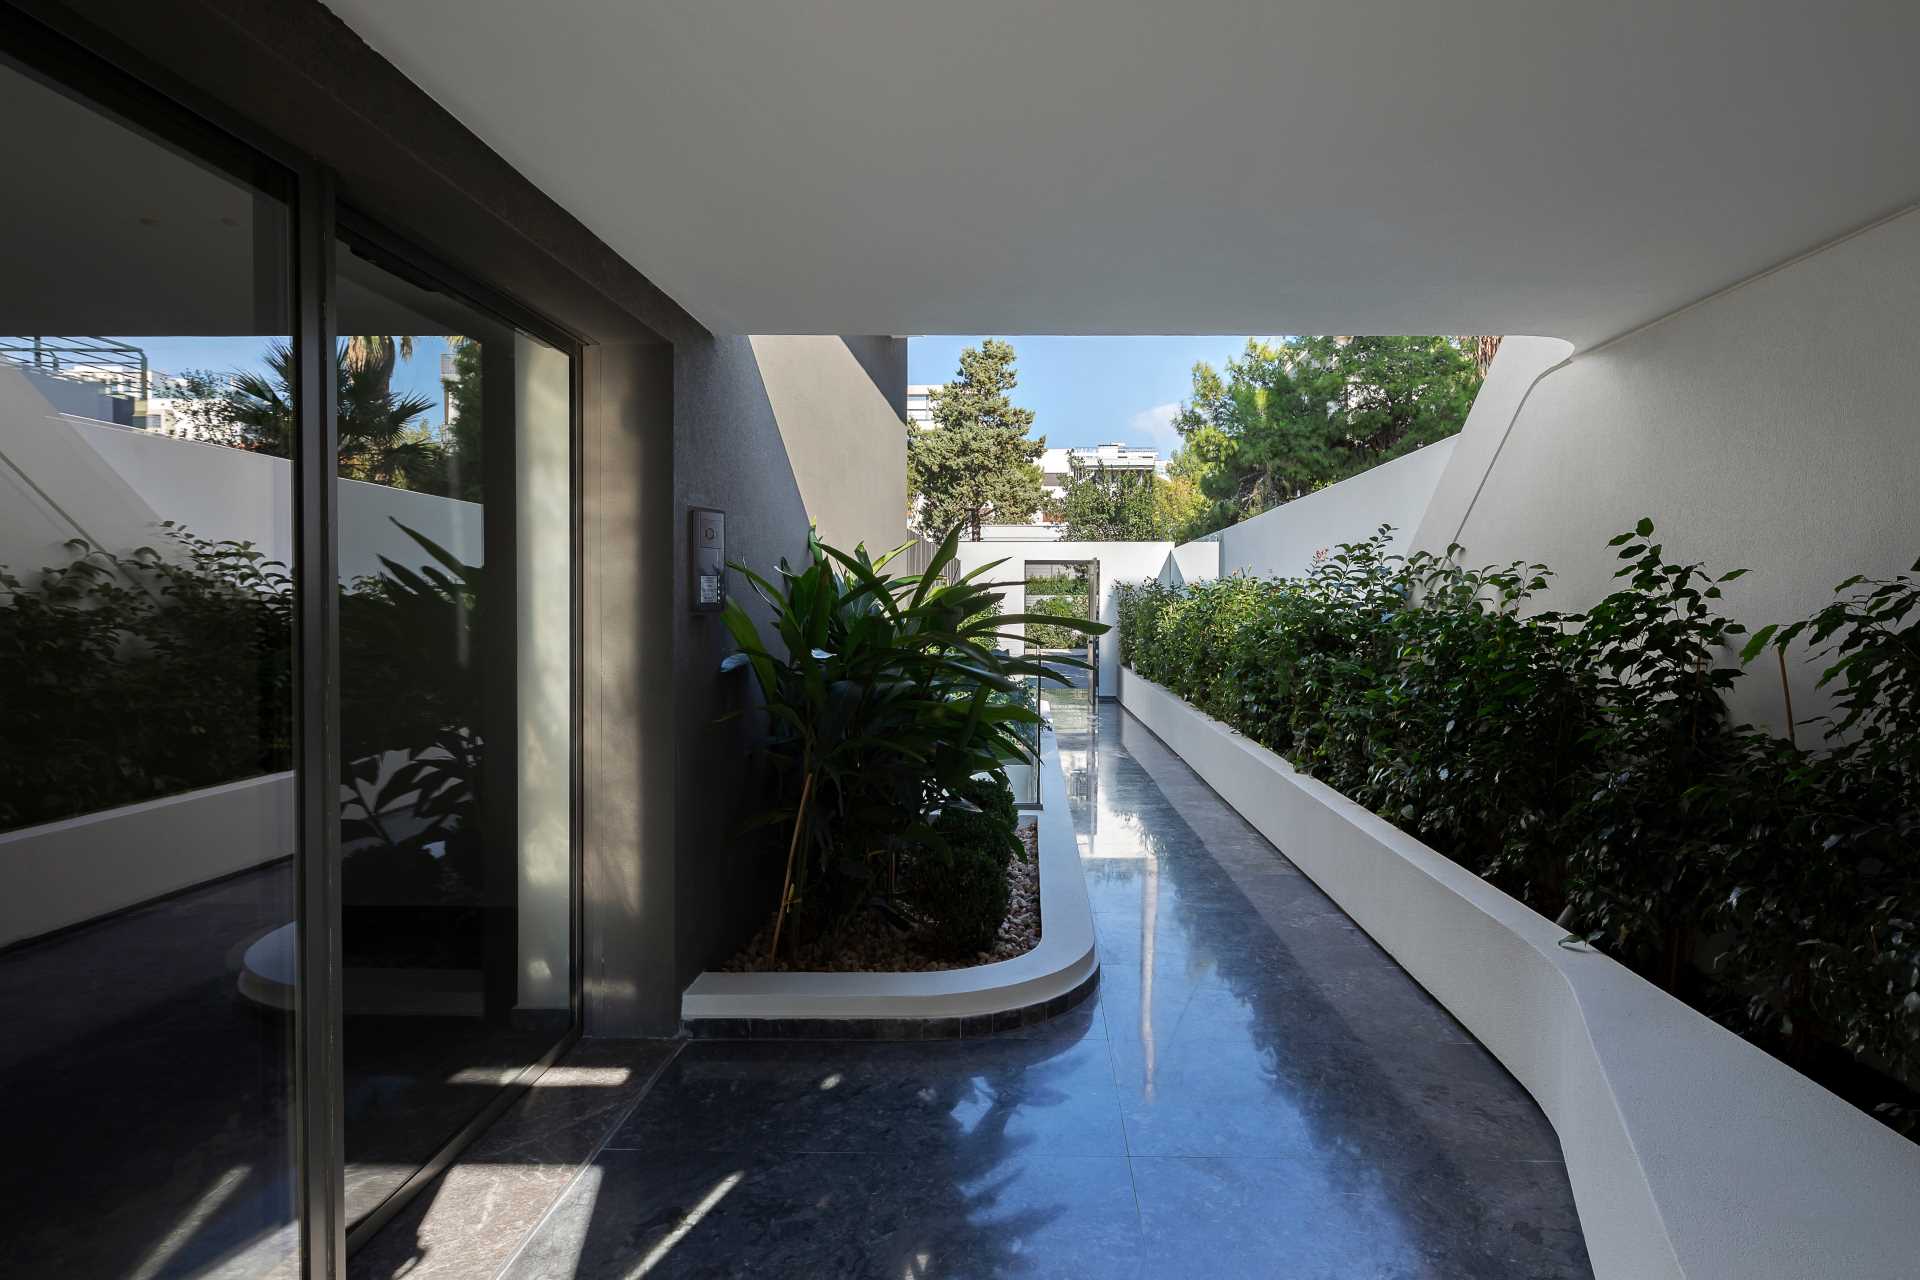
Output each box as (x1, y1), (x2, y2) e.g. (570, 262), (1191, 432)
(0, 772), (294, 947)
(681, 724), (1093, 1021)
(1121, 668), (1920, 1280)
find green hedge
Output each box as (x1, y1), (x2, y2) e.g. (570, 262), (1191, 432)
(1, 523), (485, 852)
(1118, 523), (1920, 1133)
(1025, 590), (1091, 650)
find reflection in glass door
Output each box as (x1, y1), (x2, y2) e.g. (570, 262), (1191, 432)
(332, 234), (575, 1231)
(0, 52), (300, 1278)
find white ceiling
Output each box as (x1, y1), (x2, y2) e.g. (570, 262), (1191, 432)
(326, 1), (1920, 347)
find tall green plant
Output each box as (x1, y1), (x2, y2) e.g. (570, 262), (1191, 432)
(721, 526), (1105, 954)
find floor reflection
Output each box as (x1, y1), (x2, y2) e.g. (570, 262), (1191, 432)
(0, 864), (299, 1280)
(502, 700), (1593, 1279)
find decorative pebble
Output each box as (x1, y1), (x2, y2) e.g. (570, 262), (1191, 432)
(722, 821), (1042, 973)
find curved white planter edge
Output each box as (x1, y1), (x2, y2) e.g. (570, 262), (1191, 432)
(1119, 667), (1920, 1280)
(679, 724), (1097, 1029)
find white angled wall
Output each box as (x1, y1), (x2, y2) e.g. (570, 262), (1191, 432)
(1205, 437), (1458, 579)
(0, 364), (482, 587)
(1418, 208), (1920, 734)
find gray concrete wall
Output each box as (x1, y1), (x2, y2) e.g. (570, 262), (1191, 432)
(666, 334), (907, 1025)
(751, 335), (908, 552)
(1416, 208), (1920, 735)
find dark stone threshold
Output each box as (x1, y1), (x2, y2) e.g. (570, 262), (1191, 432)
(681, 966), (1099, 1041)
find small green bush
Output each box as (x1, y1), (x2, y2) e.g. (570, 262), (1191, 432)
(902, 771), (1023, 956)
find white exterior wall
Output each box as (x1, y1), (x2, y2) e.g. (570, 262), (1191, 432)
(1417, 209), (1920, 734)
(0, 362), (484, 947)
(976, 522), (1065, 542)
(1204, 436), (1458, 579)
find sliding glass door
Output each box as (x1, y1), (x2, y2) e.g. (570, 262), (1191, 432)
(0, 51), (301, 1278)
(0, 31), (578, 1277)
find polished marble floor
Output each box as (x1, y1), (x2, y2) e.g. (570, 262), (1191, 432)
(498, 697), (1593, 1279)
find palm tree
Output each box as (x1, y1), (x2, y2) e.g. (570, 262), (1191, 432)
(224, 341), (446, 493)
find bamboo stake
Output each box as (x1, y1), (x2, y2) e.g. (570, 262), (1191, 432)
(769, 771), (814, 962)
(1778, 647), (1797, 749)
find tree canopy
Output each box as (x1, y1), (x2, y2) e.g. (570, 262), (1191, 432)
(1171, 335), (1485, 537)
(1048, 459), (1160, 540)
(907, 339), (1045, 539)
(1046, 458), (1212, 542)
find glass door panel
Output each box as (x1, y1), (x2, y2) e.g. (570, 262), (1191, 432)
(332, 235), (574, 1228)
(0, 53), (300, 1278)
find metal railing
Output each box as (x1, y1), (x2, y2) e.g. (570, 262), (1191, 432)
(895, 535), (956, 582)
(0, 336), (150, 399)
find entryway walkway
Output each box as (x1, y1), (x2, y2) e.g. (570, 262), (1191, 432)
(492, 701), (1594, 1278)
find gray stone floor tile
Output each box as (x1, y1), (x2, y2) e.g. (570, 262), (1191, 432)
(497, 698), (1591, 1279)
(500, 1150), (1144, 1280)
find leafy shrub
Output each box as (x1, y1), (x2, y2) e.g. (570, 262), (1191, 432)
(902, 771), (1023, 956)
(1118, 523), (1920, 1131)
(0, 527), (293, 830)
(1, 520), (489, 892)
(1024, 572), (1091, 650)
(1721, 563), (1920, 1100)
(723, 526), (1104, 955)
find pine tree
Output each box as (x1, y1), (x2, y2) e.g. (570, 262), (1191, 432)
(907, 339), (1045, 539)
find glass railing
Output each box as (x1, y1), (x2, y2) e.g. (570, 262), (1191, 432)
(1000, 666), (1044, 809)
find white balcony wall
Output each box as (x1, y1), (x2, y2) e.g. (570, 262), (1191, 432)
(0, 363), (480, 947)
(0, 774), (294, 948)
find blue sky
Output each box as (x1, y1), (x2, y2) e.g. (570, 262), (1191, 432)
(908, 335), (1260, 454)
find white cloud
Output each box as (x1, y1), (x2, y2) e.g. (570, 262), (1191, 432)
(1128, 402), (1183, 453)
